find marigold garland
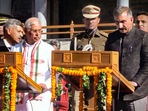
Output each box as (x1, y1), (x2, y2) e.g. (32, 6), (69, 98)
(0, 66), (17, 111)
(106, 71), (112, 111)
(51, 67), (56, 102)
(10, 66), (18, 111)
(51, 66), (112, 111)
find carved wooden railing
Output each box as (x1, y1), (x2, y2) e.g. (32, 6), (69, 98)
(0, 21), (116, 39)
(42, 21), (116, 39)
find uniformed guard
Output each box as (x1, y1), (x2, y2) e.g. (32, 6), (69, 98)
(70, 5), (108, 51)
(69, 5), (109, 111)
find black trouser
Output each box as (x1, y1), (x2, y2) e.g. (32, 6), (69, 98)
(112, 93), (135, 111)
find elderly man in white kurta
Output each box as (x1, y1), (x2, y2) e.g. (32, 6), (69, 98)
(13, 17), (54, 111)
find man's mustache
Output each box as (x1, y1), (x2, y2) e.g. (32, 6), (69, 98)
(119, 28), (126, 30)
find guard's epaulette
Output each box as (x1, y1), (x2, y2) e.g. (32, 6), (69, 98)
(99, 31), (108, 38)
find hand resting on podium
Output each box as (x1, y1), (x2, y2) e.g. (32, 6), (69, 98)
(129, 81), (138, 87)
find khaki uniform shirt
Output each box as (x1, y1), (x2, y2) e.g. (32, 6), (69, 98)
(70, 29), (108, 51)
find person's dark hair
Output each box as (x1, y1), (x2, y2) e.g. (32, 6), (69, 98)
(113, 6), (133, 19)
(136, 11), (148, 17)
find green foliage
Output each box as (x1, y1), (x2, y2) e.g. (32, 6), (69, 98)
(82, 74), (90, 106)
(97, 72), (107, 111)
(83, 74), (90, 90)
(3, 66), (11, 111)
(56, 74), (63, 101)
(57, 68), (63, 72)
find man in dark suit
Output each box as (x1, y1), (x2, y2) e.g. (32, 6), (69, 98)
(105, 6), (148, 111)
(0, 18), (24, 52)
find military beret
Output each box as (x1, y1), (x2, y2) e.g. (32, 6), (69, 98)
(82, 5), (101, 18)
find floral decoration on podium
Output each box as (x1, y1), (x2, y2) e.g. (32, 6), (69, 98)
(0, 66), (17, 111)
(51, 66), (112, 111)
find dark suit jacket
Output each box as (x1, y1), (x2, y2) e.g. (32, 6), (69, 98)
(0, 39), (9, 52)
(105, 27), (148, 101)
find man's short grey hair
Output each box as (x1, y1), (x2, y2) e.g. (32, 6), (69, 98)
(24, 17), (41, 30)
(3, 18), (22, 33)
(113, 6), (133, 19)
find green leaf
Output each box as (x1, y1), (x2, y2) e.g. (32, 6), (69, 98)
(82, 74), (89, 81)
(58, 67), (63, 72)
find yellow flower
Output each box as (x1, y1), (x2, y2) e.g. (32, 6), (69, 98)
(51, 66), (112, 111)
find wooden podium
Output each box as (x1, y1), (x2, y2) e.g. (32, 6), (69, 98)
(52, 50), (134, 92)
(0, 52), (42, 110)
(0, 52), (42, 93)
(52, 51), (135, 111)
